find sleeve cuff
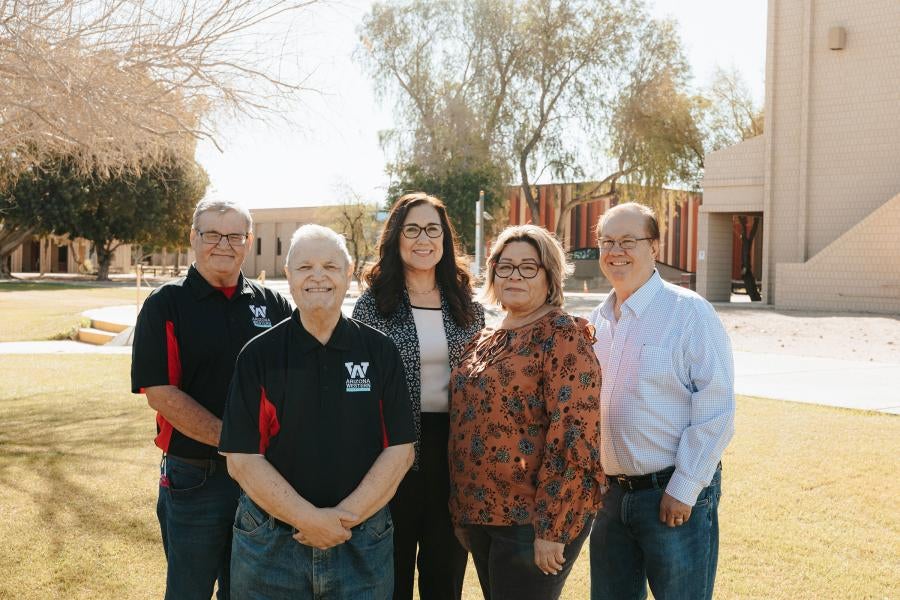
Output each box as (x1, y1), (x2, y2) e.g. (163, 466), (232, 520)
(665, 470), (704, 506)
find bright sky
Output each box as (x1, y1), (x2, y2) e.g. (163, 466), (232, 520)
(195, 0), (768, 210)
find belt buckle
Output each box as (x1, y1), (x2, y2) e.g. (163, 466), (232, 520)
(616, 475), (633, 491)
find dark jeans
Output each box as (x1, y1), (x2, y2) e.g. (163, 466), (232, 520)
(590, 467), (722, 600)
(156, 455), (240, 600)
(465, 523), (590, 600)
(391, 412), (467, 600)
(230, 495), (394, 600)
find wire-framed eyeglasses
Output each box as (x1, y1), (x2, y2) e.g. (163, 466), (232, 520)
(197, 231), (249, 246)
(493, 262), (543, 279)
(402, 223), (444, 239)
(598, 237), (653, 251)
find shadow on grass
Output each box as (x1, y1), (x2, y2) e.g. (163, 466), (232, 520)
(0, 389), (161, 583)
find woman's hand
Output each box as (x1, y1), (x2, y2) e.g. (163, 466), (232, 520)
(534, 537), (566, 575)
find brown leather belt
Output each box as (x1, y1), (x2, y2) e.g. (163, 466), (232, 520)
(610, 467), (675, 492)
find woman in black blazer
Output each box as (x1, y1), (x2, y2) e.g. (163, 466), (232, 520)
(353, 192), (484, 600)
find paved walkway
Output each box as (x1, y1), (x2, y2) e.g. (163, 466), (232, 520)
(1, 293), (898, 415)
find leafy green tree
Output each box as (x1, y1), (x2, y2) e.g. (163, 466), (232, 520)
(2, 153), (207, 279)
(359, 0), (704, 240)
(386, 160), (505, 253)
(699, 66), (764, 153)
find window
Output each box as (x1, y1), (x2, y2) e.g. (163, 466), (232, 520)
(276, 237), (282, 256)
(256, 237), (262, 256)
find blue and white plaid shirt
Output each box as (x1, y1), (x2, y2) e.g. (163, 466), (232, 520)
(588, 270), (735, 505)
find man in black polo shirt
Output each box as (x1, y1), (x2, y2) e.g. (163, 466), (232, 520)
(220, 224), (415, 600)
(131, 199), (292, 600)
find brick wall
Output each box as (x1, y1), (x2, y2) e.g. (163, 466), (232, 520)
(775, 192), (900, 313)
(765, 0), (900, 303)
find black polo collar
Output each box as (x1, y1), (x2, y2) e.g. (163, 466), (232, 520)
(186, 264), (253, 300)
(289, 309), (353, 353)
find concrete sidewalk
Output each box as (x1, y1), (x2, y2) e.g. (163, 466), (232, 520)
(1, 302), (898, 415)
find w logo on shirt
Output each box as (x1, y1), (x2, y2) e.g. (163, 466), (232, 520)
(249, 305), (272, 328)
(345, 362), (371, 392)
(345, 362), (369, 378)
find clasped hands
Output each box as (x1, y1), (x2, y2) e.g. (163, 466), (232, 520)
(292, 505), (359, 550)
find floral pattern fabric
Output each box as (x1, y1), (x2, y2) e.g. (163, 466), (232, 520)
(448, 309), (605, 543)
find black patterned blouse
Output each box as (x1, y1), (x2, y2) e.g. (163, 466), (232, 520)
(352, 288), (485, 468)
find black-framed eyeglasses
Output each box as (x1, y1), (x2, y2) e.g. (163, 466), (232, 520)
(402, 223), (443, 239)
(493, 262), (543, 279)
(198, 230), (249, 246)
(598, 237), (653, 251)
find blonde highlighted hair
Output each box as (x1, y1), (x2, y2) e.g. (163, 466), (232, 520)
(483, 224), (572, 308)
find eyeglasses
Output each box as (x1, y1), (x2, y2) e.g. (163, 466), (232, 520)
(198, 231), (249, 246)
(402, 223), (444, 239)
(598, 237), (653, 251)
(493, 262), (543, 279)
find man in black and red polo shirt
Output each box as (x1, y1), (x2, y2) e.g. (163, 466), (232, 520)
(219, 224), (415, 600)
(131, 198), (291, 600)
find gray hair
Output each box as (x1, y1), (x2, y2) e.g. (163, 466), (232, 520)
(192, 198), (253, 232)
(286, 224), (353, 268)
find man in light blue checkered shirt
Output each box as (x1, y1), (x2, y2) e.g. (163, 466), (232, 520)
(588, 202), (735, 600)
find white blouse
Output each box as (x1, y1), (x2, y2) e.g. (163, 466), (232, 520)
(411, 306), (451, 413)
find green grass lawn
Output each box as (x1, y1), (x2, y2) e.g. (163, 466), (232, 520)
(0, 281), (151, 342)
(0, 354), (897, 599)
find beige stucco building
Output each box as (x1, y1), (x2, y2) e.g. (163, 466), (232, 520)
(7, 235), (132, 275)
(241, 206), (340, 278)
(697, 0), (900, 314)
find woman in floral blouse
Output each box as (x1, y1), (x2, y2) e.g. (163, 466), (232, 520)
(449, 224), (604, 600)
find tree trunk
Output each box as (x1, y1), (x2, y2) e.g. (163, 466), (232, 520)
(0, 225), (34, 276)
(738, 216), (761, 301)
(94, 240), (114, 281)
(555, 203), (572, 241)
(518, 153), (540, 223)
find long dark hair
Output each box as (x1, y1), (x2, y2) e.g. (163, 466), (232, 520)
(365, 192), (477, 328)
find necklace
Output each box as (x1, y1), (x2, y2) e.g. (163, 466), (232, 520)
(407, 284), (437, 295)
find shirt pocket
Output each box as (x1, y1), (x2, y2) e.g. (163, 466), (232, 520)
(636, 345), (678, 400)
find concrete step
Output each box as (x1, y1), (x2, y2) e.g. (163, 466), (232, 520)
(77, 327), (117, 345)
(90, 318), (129, 334)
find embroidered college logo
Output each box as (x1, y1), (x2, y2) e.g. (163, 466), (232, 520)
(344, 362), (371, 392)
(249, 305), (272, 328)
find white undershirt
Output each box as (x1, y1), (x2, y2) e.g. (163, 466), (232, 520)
(411, 306), (451, 413)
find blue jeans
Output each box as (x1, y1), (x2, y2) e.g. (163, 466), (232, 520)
(590, 467), (722, 600)
(231, 494), (394, 599)
(156, 455), (241, 600)
(465, 522), (591, 600)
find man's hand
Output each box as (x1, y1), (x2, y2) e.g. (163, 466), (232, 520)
(534, 537), (566, 575)
(659, 492), (692, 527)
(293, 507), (358, 549)
(454, 526), (471, 552)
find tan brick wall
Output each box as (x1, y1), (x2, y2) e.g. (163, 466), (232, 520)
(765, 0), (900, 304)
(804, 0), (900, 257)
(775, 193), (900, 313)
(696, 212), (735, 302)
(764, 0), (808, 301)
